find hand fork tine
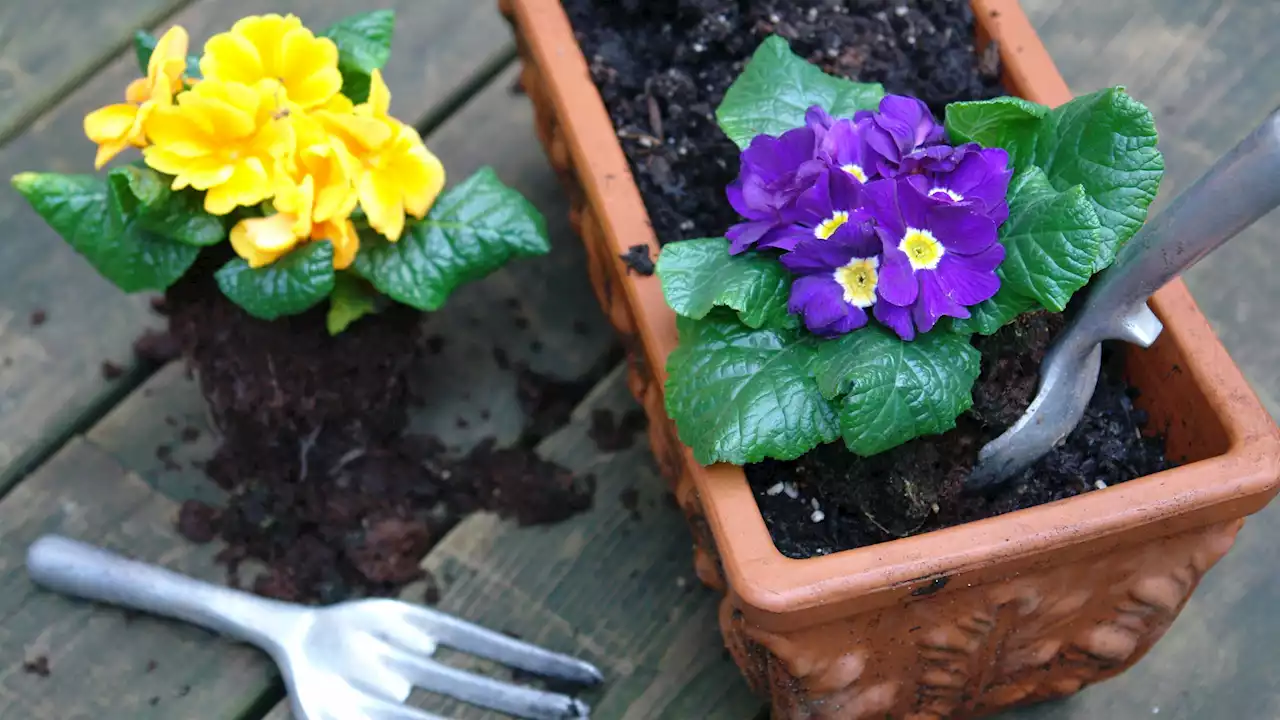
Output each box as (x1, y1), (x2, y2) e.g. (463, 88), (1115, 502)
(25, 535), (603, 720)
(382, 600), (604, 685)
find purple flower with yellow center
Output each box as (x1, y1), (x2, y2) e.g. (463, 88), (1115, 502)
(781, 230), (882, 336)
(765, 169), (873, 252)
(863, 178), (1004, 338)
(904, 147), (1013, 224)
(806, 105), (882, 187)
(726, 125), (824, 254)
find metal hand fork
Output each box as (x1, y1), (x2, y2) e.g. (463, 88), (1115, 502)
(26, 535), (602, 720)
(968, 107), (1280, 491)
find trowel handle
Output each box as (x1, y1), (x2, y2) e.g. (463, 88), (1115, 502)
(1076, 107), (1280, 347)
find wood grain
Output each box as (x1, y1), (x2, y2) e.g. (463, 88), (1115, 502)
(0, 1), (191, 144)
(0, 0), (516, 492)
(0, 438), (275, 719)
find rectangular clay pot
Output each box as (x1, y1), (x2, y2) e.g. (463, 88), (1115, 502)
(501, 0), (1280, 716)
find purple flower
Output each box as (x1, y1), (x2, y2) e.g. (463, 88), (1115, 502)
(905, 147), (1013, 224)
(781, 232), (883, 336)
(814, 113), (881, 188)
(726, 125), (825, 254)
(863, 178), (1004, 337)
(765, 170), (875, 253)
(863, 95), (957, 178)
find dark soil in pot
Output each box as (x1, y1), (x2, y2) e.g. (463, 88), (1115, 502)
(745, 312), (1170, 558)
(564, 0), (1172, 558)
(563, 0), (1004, 246)
(164, 250), (595, 602)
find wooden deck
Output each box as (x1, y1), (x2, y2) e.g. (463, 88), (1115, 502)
(0, 1), (1276, 718)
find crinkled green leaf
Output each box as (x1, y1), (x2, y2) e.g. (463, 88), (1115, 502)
(321, 10), (395, 104)
(716, 35), (884, 149)
(13, 172), (198, 292)
(133, 30), (202, 79)
(944, 96), (1048, 168)
(215, 241), (336, 321)
(946, 88), (1162, 272)
(991, 167), (1103, 313)
(811, 326), (980, 456)
(665, 311), (838, 465)
(108, 166), (224, 246)
(353, 167), (550, 312)
(327, 272), (381, 335)
(656, 237), (795, 329)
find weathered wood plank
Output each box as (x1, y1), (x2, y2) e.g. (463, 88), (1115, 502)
(262, 366), (760, 719)
(0, 438), (275, 719)
(0, 1), (191, 145)
(1001, 4), (1280, 717)
(0, 0), (516, 491)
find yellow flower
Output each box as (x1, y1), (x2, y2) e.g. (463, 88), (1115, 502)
(84, 26), (188, 169)
(200, 14), (342, 110)
(143, 78), (295, 215)
(317, 69), (446, 241)
(229, 126), (361, 270)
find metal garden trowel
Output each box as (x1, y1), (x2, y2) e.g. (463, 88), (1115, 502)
(968, 107), (1280, 491)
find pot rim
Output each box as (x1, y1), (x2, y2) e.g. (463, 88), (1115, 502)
(510, 0), (1280, 623)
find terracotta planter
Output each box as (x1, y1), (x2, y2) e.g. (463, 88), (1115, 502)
(501, 0), (1280, 716)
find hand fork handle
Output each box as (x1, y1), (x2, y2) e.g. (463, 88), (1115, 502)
(27, 535), (300, 647)
(1069, 106), (1280, 353)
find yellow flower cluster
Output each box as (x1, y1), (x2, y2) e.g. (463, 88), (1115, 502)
(83, 15), (446, 270)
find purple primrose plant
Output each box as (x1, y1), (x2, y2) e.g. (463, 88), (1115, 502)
(657, 36), (1163, 465)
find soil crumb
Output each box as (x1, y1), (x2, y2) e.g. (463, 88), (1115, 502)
(22, 656), (50, 677)
(100, 361), (125, 380)
(588, 407), (647, 451)
(619, 244), (656, 275)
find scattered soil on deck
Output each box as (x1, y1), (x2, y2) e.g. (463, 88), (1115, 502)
(589, 407), (647, 452)
(746, 313), (1170, 558)
(167, 252), (595, 603)
(564, 0), (1004, 246)
(568, 0), (1170, 558)
(21, 656), (50, 677)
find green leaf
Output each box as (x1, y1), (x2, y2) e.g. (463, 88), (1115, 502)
(664, 311), (838, 465)
(946, 292), (1039, 335)
(944, 96), (1048, 168)
(327, 272), (381, 335)
(811, 326), (980, 456)
(655, 237), (794, 329)
(321, 10), (395, 104)
(353, 167), (550, 311)
(13, 172), (198, 292)
(133, 30), (202, 79)
(716, 35), (885, 149)
(992, 167), (1103, 313)
(108, 166), (224, 246)
(215, 242), (336, 321)
(1032, 88), (1163, 270)
(947, 88), (1162, 272)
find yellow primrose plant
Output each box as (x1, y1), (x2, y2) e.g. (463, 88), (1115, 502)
(12, 11), (549, 334)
